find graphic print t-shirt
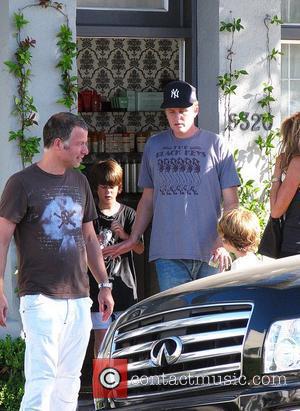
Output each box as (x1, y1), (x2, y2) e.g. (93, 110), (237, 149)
(138, 128), (240, 262)
(0, 164), (97, 298)
(89, 204), (138, 312)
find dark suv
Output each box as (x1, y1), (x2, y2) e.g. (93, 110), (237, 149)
(95, 255), (300, 410)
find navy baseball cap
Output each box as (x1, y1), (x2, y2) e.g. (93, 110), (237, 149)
(161, 80), (198, 109)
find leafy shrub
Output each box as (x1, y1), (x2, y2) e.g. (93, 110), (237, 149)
(0, 335), (25, 411)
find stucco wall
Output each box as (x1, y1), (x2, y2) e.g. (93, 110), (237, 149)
(197, 0), (281, 200)
(0, 0), (24, 337)
(219, 0), (281, 177)
(0, 0), (76, 337)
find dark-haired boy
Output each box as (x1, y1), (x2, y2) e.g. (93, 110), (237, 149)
(89, 159), (144, 356)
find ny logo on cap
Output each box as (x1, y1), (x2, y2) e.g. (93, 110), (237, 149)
(171, 88), (179, 99)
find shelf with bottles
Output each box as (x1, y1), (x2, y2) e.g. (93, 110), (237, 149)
(83, 128), (148, 195)
(79, 100), (131, 113)
(83, 151), (142, 165)
(78, 89), (163, 113)
(86, 129), (150, 158)
(79, 105), (168, 142)
(79, 109), (163, 114)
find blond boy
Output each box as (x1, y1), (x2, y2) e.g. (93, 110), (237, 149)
(218, 208), (261, 270)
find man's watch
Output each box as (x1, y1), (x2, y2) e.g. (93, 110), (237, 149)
(98, 282), (112, 290)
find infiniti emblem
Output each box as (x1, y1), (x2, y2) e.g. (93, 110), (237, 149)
(150, 336), (182, 367)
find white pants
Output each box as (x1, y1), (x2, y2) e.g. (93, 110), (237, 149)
(19, 294), (92, 411)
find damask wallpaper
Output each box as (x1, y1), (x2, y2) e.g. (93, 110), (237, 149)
(77, 37), (180, 133)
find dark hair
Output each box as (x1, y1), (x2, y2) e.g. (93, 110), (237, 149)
(89, 159), (123, 197)
(43, 112), (88, 148)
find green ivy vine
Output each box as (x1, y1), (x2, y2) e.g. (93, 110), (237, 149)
(4, 1), (77, 167)
(230, 14), (282, 227)
(56, 24), (78, 109)
(4, 13), (40, 167)
(218, 16), (248, 139)
(253, 14), (282, 225)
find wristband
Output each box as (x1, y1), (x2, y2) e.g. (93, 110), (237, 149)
(98, 282), (112, 289)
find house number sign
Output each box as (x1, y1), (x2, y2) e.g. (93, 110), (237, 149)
(228, 112), (273, 132)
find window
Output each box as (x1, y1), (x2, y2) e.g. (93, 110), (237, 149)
(281, 0), (300, 117)
(281, 42), (300, 118)
(282, 0), (300, 23)
(77, 0), (168, 12)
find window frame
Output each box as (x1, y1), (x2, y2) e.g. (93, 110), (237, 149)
(77, 0), (169, 12)
(282, 24), (300, 40)
(281, 18), (300, 118)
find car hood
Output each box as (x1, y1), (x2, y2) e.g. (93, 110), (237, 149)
(120, 255), (300, 324)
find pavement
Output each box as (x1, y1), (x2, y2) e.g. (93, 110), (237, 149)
(78, 334), (95, 410)
(77, 383), (95, 410)
(78, 398), (95, 410)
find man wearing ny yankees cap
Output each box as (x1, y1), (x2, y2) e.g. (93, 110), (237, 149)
(104, 80), (240, 291)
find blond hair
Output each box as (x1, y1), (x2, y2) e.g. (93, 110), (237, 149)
(279, 111), (300, 172)
(218, 208), (260, 252)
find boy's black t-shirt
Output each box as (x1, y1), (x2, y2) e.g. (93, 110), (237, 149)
(89, 204), (138, 312)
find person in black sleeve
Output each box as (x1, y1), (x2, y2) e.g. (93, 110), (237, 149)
(89, 159), (144, 356)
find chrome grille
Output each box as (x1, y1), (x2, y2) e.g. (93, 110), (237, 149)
(111, 303), (253, 398)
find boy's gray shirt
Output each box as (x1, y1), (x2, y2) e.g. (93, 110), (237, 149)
(138, 128), (240, 263)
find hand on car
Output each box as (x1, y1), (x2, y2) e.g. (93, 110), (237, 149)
(211, 246), (232, 272)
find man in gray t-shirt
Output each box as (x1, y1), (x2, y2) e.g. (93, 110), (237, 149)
(105, 80), (240, 291)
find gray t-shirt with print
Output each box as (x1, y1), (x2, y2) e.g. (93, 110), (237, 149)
(0, 164), (97, 298)
(138, 128), (240, 262)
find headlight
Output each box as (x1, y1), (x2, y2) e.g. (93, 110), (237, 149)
(264, 319), (300, 373)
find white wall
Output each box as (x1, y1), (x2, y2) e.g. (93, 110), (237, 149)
(218, 0), (281, 179)
(197, 0), (281, 179)
(0, 0), (24, 337)
(0, 0), (76, 337)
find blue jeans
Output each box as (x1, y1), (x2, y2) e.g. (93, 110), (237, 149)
(155, 259), (218, 292)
